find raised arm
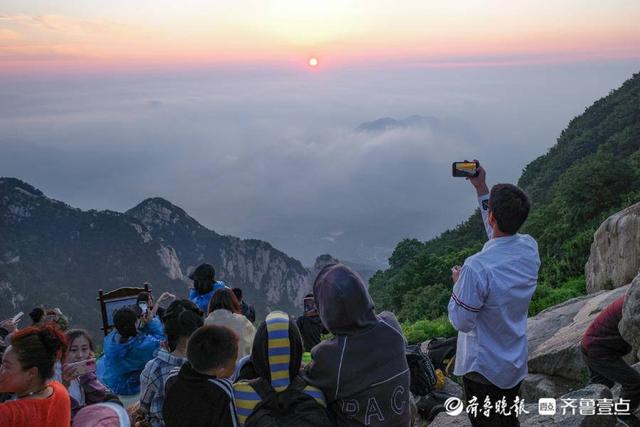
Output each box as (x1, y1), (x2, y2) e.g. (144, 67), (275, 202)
(468, 160), (492, 239)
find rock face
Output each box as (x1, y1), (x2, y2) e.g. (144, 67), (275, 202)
(0, 178), (322, 337)
(527, 285), (630, 383)
(585, 202), (640, 294)
(520, 373), (581, 403)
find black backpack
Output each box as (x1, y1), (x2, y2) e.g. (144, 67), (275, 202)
(424, 336), (457, 374)
(244, 376), (334, 427)
(405, 344), (437, 396)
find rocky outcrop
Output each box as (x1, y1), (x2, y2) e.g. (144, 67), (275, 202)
(527, 285), (630, 382)
(520, 373), (581, 403)
(585, 202), (640, 294)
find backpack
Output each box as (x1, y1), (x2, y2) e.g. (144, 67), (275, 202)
(424, 337), (457, 374)
(244, 376), (334, 427)
(406, 344), (437, 396)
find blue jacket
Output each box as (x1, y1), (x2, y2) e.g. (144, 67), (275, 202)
(97, 324), (164, 396)
(189, 281), (226, 314)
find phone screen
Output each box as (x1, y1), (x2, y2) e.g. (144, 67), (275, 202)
(452, 161), (479, 177)
(138, 302), (148, 315)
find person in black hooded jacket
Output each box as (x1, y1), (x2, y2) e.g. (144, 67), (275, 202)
(303, 263), (412, 427)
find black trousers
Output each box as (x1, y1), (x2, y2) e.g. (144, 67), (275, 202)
(582, 351), (640, 412)
(463, 376), (522, 427)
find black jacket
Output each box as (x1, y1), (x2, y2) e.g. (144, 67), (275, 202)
(163, 362), (237, 427)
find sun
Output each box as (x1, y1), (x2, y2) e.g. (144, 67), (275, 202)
(308, 57), (319, 67)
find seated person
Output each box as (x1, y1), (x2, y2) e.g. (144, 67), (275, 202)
(582, 295), (640, 426)
(205, 288), (256, 361)
(162, 325), (239, 427)
(187, 263), (226, 314)
(62, 329), (121, 418)
(233, 311), (328, 427)
(97, 306), (163, 396)
(0, 325), (71, 427)
(303, 263), (411, 427)
(138, 299), (203, 427)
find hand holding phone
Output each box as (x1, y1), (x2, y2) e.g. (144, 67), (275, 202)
(63, 359), (96, 379)
(452, 161), (479, 178)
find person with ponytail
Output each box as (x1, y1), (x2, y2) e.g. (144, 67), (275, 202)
(0, 324), (71, 426)
(137, 299), (203, 427)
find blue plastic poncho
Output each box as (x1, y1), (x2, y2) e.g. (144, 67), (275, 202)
(188, 280), (226, 314)
(96, 325), (163, 396)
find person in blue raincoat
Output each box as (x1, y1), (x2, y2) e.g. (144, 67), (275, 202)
(187, 263), (226, 314)
(97, 306), (164, 396)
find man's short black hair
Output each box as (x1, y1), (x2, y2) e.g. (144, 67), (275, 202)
(232, 287), (243, 301)
(489, 183), (531, 235)
(187, 325), (238, 374)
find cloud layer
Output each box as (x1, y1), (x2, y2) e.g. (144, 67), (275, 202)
(1, 61), (638, 266)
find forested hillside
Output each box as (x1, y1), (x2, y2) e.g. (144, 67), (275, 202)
(369, 72), (640, 343)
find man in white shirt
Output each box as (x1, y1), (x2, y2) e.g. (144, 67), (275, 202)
(448, 161), (540, 427)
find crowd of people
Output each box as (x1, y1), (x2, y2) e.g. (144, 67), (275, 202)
(0, 162), (639, 427)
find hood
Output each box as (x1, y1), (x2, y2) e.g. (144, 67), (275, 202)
(103, 331), (137, 359)
(250, 311), (302, 392)
(313, 263), (377, 335)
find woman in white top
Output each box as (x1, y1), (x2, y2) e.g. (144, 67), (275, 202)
(204, 288), (256, 360)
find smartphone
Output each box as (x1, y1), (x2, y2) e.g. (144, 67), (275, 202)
(11, 312), (23, 324)
(138, 302), (149, 316)
(452, 161), (479, 178)
(65, 359), (96, 376)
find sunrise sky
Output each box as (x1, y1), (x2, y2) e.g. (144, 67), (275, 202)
(1, 0), (639, 73)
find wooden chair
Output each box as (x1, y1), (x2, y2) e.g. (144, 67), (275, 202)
(97, 283), (151, 335)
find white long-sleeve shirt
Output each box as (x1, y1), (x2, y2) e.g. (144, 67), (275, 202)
(448, 193), (540, 389)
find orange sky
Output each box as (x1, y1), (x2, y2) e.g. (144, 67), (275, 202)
(1, 1), (639, 73)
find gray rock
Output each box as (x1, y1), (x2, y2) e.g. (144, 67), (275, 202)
(528, 286), (629, 382)
(442, 377), (464, 399)
(586, 202), (640, 294)
(528, 294), (593, 355)
(521, 373), (581, 402)
(523, 383), (616, 427)
(429, 411), (472, 427)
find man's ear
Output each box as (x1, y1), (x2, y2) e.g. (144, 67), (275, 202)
(488, 210), (497, 229)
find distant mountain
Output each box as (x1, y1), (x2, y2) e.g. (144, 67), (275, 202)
(0, 179), (332, 336)
(356, 115), (441, 133)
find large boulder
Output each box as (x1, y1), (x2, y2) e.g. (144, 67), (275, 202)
(520, 373), (581, 402)
(527, 285), (629, 382)
(527, 294), (593, 355)
(586, 202), (640, 294)
(522, 383), (616, 427)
